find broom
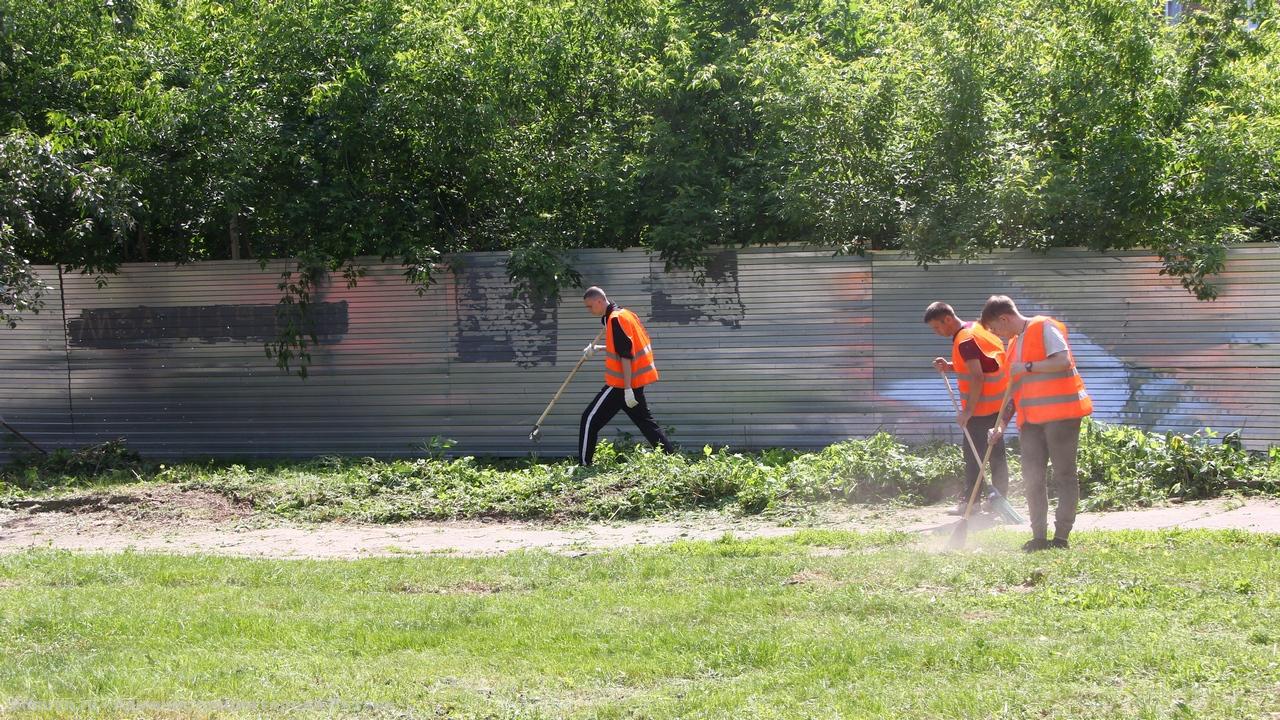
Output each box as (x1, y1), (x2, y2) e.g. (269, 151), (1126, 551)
(940, 371), (1024, 525)
(947, 375), (1017, 549)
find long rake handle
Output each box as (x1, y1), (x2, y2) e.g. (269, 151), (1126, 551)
(0, 416), (48, 455)
(950, 371), (1016, 522)
(940, 371), (993, 501)
(532, 328), (606, 431)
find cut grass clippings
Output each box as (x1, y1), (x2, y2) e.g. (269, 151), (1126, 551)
(0, 529), (1277, 718)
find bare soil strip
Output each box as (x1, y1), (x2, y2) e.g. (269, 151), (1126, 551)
(2, 487), (1276, 559)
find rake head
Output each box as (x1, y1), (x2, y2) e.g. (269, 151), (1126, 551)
(987, 489), (1026, 525)
(529, 425), (542, 442)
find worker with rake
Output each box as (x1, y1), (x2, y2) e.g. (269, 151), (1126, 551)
(924, 301), (1012, 517)
(982, 295), (1093, 552)
(578, 287), (674, 466)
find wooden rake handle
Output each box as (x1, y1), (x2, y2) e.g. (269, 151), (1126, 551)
(940, 371), (989, 490)
(531, 327), (606, 433)
(0, 415), (48, 455)
(940, 369), (1013, 521)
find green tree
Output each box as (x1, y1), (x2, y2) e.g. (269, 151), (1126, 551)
(1, 0), (1276, 372)
(0, 131), (137, 328)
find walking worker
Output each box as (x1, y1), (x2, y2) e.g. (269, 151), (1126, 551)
(578, 287), (674, 466)
(982, 295), (1093, 552)
(924, 301), (1010, 514)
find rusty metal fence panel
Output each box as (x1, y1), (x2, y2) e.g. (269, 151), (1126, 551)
(2, 245), (1276, 461)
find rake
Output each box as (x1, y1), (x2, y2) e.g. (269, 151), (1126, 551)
(940, 371), (1025, 526)
(946, 373), (1017, 549)
(528, 328), (606, 444)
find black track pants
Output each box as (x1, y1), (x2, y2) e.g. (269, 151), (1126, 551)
(578, 386), (674, 466)
(961, 412), (1010, 500)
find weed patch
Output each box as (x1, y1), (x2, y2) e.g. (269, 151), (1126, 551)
(1077, 420), (1277, 510)
(153, 435), (963, 522)
(5, 423), (1278, 521)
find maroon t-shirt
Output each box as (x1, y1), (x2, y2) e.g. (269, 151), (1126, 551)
(955, 322), (1000, 373)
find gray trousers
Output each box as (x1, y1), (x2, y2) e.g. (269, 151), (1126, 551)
(1019, 417), (1082, 540)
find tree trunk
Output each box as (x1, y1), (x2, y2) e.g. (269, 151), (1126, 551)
(230, 207), (241, 260)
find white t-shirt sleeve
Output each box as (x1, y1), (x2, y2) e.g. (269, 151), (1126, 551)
(1043, 323), (1068, 356)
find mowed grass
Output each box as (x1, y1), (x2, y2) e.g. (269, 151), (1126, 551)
(1, 530), (1278, 719)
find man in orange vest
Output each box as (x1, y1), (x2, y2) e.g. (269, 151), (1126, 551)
(578, 287), (674, 466)
(924, 302), (1010, 515)
(982, 295), (1093, 552)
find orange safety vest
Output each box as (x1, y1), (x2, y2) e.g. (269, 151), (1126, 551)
(951, 323), (1008, 416)
(1007, 316), (1092, 428)
(604, 308), (659, 389)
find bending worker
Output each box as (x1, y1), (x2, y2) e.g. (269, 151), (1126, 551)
(924, 301), (1010, 514)
(578, 287), (674, 466)
(982, 295), (1093, 552)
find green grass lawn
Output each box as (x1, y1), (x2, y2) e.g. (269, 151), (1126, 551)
(1, 529), (1278, 719)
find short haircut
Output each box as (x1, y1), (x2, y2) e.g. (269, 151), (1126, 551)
(922, 302), (956, 324)
(980, 295), (1019, 326)
(582, 286), (606, 301)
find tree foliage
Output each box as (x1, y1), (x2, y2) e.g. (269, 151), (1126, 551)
(2, 0), (1276, 367)
(0, 131), (137, 328)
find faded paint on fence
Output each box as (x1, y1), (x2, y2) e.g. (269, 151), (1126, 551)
(1, 245), (1276, 460)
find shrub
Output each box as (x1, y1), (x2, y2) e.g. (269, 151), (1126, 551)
(1076, 420), (1272, 511)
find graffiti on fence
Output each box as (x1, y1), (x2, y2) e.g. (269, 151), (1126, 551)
(453, 264), (558, 367)
(66, 302), (349, 348)
(646, 250), (746, 328)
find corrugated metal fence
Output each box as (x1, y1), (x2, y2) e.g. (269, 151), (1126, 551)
(2, 245), (1277, 460)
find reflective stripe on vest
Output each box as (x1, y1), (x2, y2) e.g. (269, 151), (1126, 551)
(605, 365), (657, 382)
(604, 309), (659, 389)
(606, 344), (652, 362)
(1008, 316), (1092, 427)
(1010, 369), (1077, 390)
(951, 323), (1008, 416)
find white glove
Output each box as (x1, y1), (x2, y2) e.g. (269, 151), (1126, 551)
(624, 388), (638, 408)
(582, 343), (604, 358)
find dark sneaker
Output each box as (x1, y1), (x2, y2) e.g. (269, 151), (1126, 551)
(1050, 537), (1070, 550)
(1021, 538), (1051, 553)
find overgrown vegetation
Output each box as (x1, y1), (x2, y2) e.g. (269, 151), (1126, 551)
(1, 530), (1278, 718)
(1077, 420), (1280, 510)
(2, 0), (1277, 372)
(165, 434), (965, 522)
(4, 422), (1278, 521)
(0, 433), (964, 519)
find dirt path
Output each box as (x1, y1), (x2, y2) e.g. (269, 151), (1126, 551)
(2, 486), (1277, 559)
